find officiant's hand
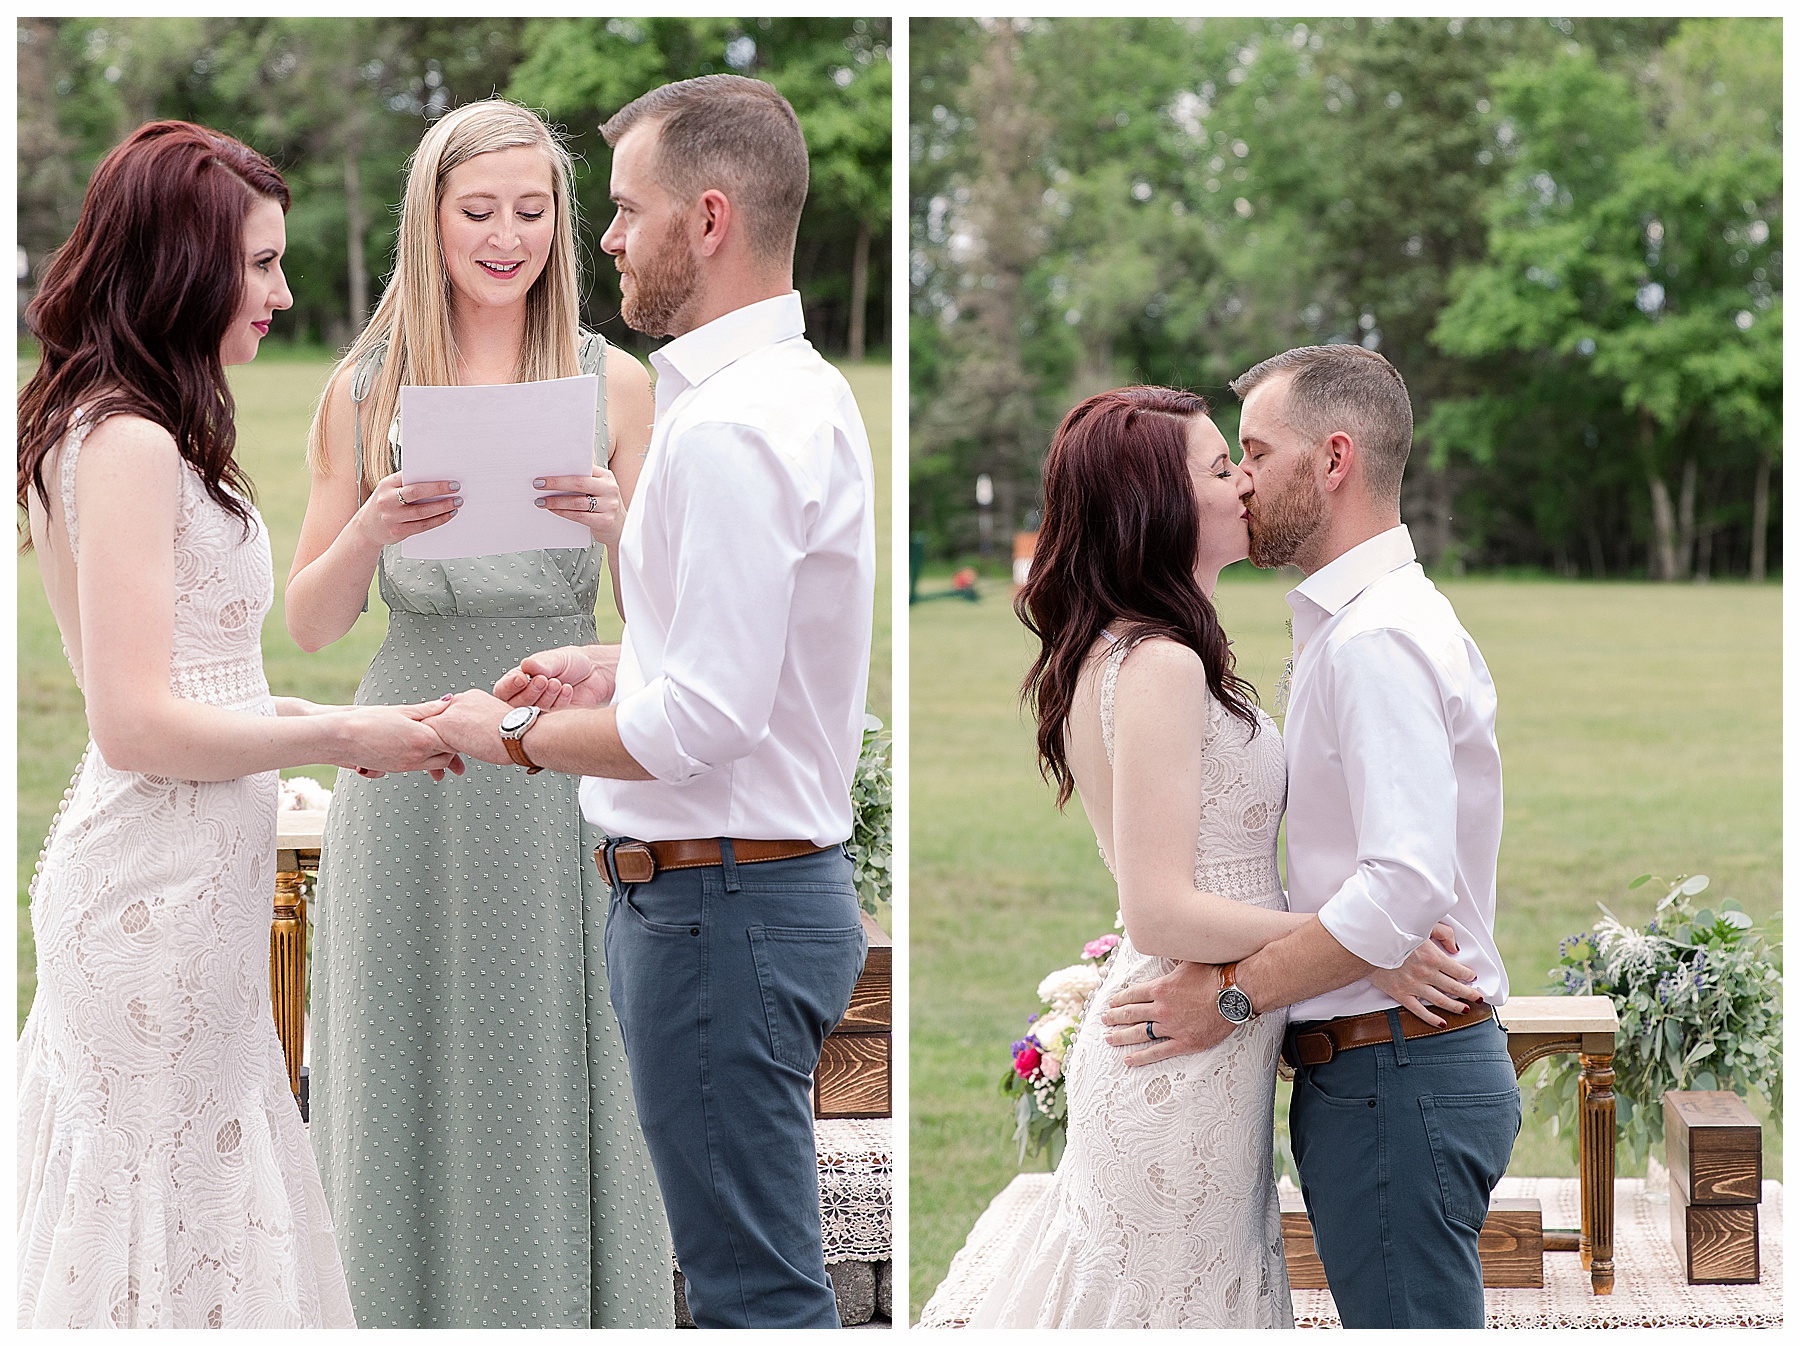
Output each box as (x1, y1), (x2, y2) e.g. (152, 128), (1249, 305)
(1100, 961), (1233, 1066)
(356, 471), (461, 547)
(494, 644), (617, 709)
(1366, 922), (1481, 1028)
(535, 465), (622, 550)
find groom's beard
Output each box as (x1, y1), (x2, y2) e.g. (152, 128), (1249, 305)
(617, 217), (701, 336)
(1246, 463), (1327, 568)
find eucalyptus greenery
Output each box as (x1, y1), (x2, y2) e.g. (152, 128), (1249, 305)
(847, 714), (891, 918)
(1535, 873), (1783, 1167)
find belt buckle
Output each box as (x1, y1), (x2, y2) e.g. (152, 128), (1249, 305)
(612, 842), (656, 884)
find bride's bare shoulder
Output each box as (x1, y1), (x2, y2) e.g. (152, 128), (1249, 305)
(1112, 634), (1207, 688)
(79, 412), (179, 459)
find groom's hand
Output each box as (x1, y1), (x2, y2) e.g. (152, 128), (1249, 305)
(494, 644), (617, 709)
(1100, 962), (1233, 1066)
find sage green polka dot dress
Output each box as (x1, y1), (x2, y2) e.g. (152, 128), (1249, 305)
(310, 382), (669, 1329)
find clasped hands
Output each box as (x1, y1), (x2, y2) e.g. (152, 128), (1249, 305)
(1097, 922), (1480, 1068)
(350, 646), (615, 780)
(402, 645), (619, 769)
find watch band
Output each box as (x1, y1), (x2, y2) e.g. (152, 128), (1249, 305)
(504, 736), (543, 774)
(1217, 961), (1254, 1024)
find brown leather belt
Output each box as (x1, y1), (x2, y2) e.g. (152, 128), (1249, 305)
(596, 838), (830, 887)
(1283, 1002), (1494, 1068)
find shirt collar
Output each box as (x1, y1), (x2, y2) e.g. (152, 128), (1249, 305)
(1289, 524), (1417, 620)
(648, 291), (805, 401)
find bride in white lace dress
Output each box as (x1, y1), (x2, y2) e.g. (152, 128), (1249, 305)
(15, 121), (460, 1328)
(960, 387), (1301, 1328)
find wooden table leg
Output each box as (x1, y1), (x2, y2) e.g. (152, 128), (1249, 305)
(270, 869), (308, 1107)
(1579, 1051), (1616, 1294)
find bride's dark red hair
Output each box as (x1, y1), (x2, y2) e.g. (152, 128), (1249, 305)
(18, 120), (290, 536)
(1017, 385), (1259, 808)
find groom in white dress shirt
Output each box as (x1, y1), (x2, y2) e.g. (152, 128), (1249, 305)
(1100, 345), (1519, 1327)
(430, 75), (875, 1329)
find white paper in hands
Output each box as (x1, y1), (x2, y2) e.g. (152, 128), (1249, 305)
(399, 374), (599, 560)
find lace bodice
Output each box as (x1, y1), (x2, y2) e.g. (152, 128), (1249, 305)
(57, 415), (273, 707)
(1098, 633), (1286, 897)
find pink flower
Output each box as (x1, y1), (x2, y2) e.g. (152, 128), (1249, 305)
(1013, 1044), (1042, 1077)
(1083, 934), (1120, 961)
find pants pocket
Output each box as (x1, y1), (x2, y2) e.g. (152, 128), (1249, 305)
(747, 924), (867, 1073)
(1418, 1087), (1523, 1232)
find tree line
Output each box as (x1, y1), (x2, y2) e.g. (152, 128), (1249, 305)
(19, 16), (891, 361)
(911, 17), (1779, 580)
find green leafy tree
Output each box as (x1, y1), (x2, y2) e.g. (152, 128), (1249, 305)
(1432, 27), (1779, 579)
(510, 16), (891, 357)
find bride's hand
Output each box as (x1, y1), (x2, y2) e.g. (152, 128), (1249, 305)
(1366, 922), (1481, 1028)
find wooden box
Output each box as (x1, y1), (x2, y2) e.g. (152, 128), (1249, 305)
(1665, 1090), (1761, 1284)
(1665, 1091), (1762, 1205)
(813, 914), (892, 1119)
(1280, 1189), (1542, 1289)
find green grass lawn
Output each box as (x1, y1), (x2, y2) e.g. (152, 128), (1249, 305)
(17, 353), (892, 1029)
(908, 569), (1781, 1318)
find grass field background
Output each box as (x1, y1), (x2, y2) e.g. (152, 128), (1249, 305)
(17, 353), (892, 1029)
(909, 568), (1781, 1318)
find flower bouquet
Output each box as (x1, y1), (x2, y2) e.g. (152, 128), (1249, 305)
(1536, 872), (1783, 1168)
(1000, 929), (1121, 1165)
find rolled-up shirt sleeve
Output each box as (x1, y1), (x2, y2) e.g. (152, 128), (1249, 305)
(612, 418), (815, 782)
(1314, 628), (1461, 969)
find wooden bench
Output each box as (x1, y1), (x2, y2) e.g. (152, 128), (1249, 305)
(1496, 995), (1620, 1295)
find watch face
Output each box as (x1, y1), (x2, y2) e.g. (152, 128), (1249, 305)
(1219, 987), (1253, 1024)
(499, 706), (533, 735)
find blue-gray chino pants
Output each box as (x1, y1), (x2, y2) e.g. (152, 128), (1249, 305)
(602, 840), (867, 1329)
(1287, 1012), (1521, 1328)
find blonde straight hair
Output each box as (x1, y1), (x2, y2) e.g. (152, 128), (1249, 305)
(307, 99), (582, 487)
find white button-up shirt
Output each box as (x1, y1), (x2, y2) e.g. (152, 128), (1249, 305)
(1282, 525), (1509, 1021)
(579, 292), (875, 847)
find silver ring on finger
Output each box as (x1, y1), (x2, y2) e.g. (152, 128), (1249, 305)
(397, 491), (408, 506)
(586, 494), (598, 513)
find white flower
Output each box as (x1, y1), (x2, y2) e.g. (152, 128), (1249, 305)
(1038, 962), (1103, 1014)
(1031, 1011), (1076, 1065)
(1594, 918), (1668, 982)
(1041, 1053), (1062, 1082)
(278, 775), (333, 812)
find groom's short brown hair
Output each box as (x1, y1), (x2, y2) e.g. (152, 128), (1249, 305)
(1230, 345), (1414, 502)
(602, 75), (809, 262)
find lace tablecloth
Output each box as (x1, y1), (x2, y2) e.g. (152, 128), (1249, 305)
(817, 1117), (892, 1264)
(923, 1174), (1782, 1328)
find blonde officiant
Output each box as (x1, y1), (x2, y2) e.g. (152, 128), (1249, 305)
(285, 98), (668, 1329)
